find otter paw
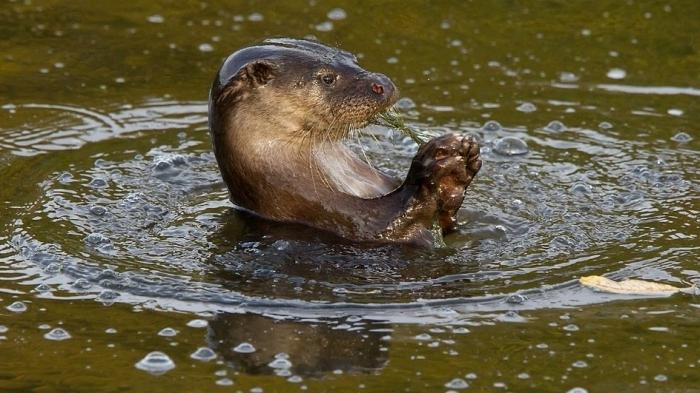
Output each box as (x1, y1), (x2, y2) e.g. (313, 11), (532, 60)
(409, 134), (482, 232)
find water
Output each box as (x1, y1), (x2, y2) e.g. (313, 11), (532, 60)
(1, 1), (699, 392)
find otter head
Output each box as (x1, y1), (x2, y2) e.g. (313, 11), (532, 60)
(209, 38), (399, 143)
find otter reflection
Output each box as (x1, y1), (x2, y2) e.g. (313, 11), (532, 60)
(207, 313), (390, 376)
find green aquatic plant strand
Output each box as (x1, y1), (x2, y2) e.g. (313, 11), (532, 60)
(371, 109), (429, 145)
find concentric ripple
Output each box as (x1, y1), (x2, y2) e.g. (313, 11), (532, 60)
(2, 99), (698, 323)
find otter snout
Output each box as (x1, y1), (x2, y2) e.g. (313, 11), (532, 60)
(369, 73), (399, 104)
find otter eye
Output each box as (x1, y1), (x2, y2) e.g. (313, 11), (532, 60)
(321, 74), (336, 85)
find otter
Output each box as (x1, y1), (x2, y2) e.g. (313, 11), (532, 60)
(209, 38), (481, 246)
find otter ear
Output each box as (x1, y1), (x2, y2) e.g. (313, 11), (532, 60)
(239, 60), (276, 87)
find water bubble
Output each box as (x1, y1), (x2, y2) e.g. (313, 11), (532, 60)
(536, 343), (548, 349)
(72, 278), (92, 290)
(88, 178), (108, 188)
(327, 8), (347, 20)
(559, 72), (579, 83)
(135, 351), (175, 375)
(268, 358), (293, 369)
(105, 328), (117, 334)
(147, 14), (164, 23)
(563, 324), (580, 332)
(567, 388), (588, 393)
(198, 43), (214, 52)
(186, 319), (208, 328)
(233, 342), (256, 353)
(191, 347), (217, 361)
(493, 137), (529, 156)
(287, 375), (303, 383)
(414, 333), (432, 341)
(89, 205), (107, 216)
(248, 12), (264, 22)
(654, 374), (668, 382)
(0, 325), (8, 333)
(216, 378), (234, 386)
(6, 301), (27, 313)
(445, 378), (469, 389)
(97, 290), (119, 302)
(395, 97), (416, 111)
(516, 102), (537, 113)
(667, 108), (684, 116)
(44, 262), (62, 274)
(569, 182), (593, 194)
(44, 327), (71, 341)
(34, 283), (51, 292)
(572, 360), (588, 368)
(518, 372), (530, 379)
(505, 294), (528, 304)
(482, 120), (502, 131)
(671, 132), (692, 143)
(85, 232), (111, 245)
(386, 56), (398, 64)
(606, 68), (626, 79)
(598, 121), (613, 129)
(315, 21), (333, 32)
(158, 327), (178, 337)
(545, 120), (567, 132)
(452, 327), (470, 334)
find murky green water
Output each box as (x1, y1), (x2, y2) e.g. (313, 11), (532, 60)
(1, 1), (699, 392)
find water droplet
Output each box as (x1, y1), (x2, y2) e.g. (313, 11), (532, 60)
(518, 372), (530, 379)
(105, 328), (117, 334)
(44, 327), (71, 341)
(567, 388), (588, 393)
(545, 120), (567, 132)
(516, 102), (537, 113)
(671, 131), (692, 143)
(186, 319), (208, 328)
(598, 121), (613, 129)
(493, 137), (529, 156)
(327, 8), (347, 20)
(482, 120), (502, 132)
(135, 351), (175, 375)
(606, 68), (626, 79)
(654, 374), (668, 382)
(191, 347), (217, 361)
(0, 325), (8, 333)
(452, 327), (470, 334)
(6, 301), (27, 313)
(158, 327), (178, 337)
(147, 14), (164, 23)
(233, 342), (256, 353)
(268, 357), (293, 369)
(563, 324), (579, 332)
(445, 378), (469, 389)
(287, 375), (303, 383)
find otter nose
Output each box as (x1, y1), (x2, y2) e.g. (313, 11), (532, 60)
(369, 73), (397, 100)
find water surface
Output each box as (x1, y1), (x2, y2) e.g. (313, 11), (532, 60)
(1, 1), (699, 392)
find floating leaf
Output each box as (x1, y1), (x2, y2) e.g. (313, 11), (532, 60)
(580, 275), (695, 295)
